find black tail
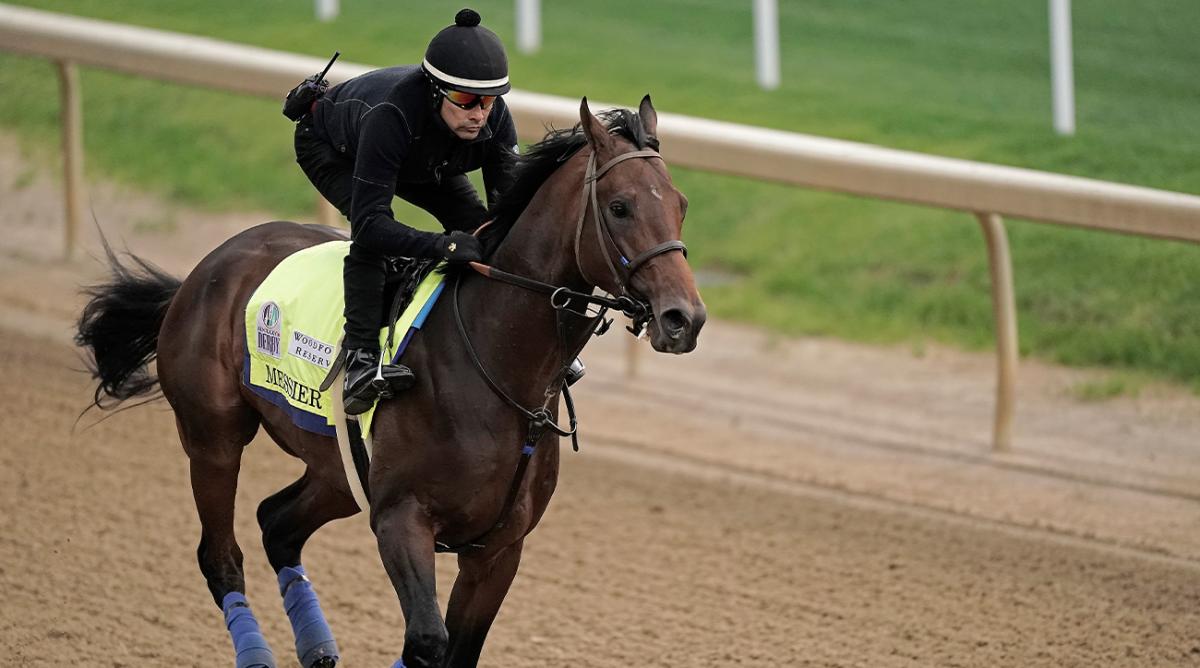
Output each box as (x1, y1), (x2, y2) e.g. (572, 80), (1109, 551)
(76, 240), (181, 411)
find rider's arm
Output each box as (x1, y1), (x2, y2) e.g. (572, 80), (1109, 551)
(481, 102), (519, 210)
(349, 104), (443, 258)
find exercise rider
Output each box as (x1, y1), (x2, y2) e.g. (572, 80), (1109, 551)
(291, 8), (519, 415)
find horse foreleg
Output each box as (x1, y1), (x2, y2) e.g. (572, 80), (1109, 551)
(373, 498), (447, 668)
(442, 539), (525, 668)
(258, 470), (359, 668)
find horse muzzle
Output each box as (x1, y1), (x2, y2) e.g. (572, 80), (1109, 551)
(648, 300), (706, 354)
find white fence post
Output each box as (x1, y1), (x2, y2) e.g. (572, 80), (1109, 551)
(315, 0), (338, 23)
(1049, 0), (1075, 135)
(753, 0), (780, 90)
(516, 0), (540, 54)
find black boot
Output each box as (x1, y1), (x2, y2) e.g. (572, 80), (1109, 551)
(343, 348), (416, 415)
(342, 242), (408, 415)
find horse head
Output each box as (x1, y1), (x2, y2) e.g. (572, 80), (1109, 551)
(575, 96), (707, 353)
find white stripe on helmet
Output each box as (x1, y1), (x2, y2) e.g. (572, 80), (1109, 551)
(422, 59), (509, 89)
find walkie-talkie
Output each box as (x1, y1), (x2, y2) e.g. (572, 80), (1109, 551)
(282, 51), (340, 121)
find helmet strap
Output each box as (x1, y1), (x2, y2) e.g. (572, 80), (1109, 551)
(423, 69), (444, 106)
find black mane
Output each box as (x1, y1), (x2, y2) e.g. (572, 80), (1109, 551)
(480, 108), (658, 256)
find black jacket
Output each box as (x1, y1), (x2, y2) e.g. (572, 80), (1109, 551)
(311, 65), (518, 252)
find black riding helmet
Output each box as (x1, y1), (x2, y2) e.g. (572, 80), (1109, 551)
(422, 8), (510, 96)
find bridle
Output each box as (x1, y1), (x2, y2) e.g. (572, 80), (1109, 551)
(466, 145), (688, 334)
(574, 148), (688, 301)
(440, 144), (688, 553)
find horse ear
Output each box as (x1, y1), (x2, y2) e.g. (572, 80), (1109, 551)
(579, 97), (612, 152)
(638, 94), (658, 138)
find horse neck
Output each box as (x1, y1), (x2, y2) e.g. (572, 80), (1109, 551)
(458, 151), (597, 402)
(489, 149), (590, 289)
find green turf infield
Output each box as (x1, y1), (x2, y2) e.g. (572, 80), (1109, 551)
(3, 0), (1198, 390)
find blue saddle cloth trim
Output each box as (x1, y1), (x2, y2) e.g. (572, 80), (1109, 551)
(389, 281), (445, 363)
(242, 353), (337, 437)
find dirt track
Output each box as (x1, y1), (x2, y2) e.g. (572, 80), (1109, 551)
(4, 140), (1200, 666)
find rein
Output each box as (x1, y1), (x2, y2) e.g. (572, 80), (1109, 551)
(466, 262), (651, 334)
(438, 146), (687, 554)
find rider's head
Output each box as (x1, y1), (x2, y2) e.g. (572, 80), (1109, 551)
(422, 8), (510, 140)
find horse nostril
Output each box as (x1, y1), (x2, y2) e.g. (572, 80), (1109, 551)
(661, 309), (689, 339)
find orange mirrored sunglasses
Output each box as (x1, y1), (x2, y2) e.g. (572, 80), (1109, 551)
(440, 88), (497, 110)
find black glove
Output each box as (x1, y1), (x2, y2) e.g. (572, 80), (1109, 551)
(436, 231), (482, 263)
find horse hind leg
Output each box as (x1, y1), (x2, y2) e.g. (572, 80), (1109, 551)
(258, 469), (359, 668)
(180, 413), (278, 668)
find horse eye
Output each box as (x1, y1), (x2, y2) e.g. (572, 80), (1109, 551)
(608, 201), (629, 218)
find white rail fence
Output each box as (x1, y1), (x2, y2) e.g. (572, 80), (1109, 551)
(3, 3), (1199, 451)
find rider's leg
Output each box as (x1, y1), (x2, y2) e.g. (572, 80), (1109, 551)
(342, 240), (387, 352)
(294, 121), (414, 413)
(342, 236), (405, 415)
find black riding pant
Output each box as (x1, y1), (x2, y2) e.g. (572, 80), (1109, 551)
(294, 120), (487, 351)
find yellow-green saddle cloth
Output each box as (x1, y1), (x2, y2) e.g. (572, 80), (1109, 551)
(241, 240), (445, 437)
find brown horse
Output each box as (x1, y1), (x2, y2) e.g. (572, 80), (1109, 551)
(77, 97), (704, 668)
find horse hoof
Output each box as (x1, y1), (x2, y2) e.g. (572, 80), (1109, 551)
(301, 641), (339, 668)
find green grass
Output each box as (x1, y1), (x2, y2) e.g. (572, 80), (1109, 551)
(1068, 374), (1146, 402)
(3, 0), (1200, 390)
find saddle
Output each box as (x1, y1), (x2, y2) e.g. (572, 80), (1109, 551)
(380, 255), (442, 328)
(241, 240), (446, 437)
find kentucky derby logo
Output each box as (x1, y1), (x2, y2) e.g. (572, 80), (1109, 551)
(256, 301), (282, 358)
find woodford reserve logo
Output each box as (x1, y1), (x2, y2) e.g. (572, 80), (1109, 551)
(262, 365), (323, 410)
(256, 301), (282, 358)
(287, 329), (335, 369)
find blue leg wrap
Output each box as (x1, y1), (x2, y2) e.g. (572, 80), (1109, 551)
(278, 565), (340, 668)
(222, 592), (277, 668)
(391, 660), (406, 668)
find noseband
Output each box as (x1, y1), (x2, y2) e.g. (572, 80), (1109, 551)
(574, 148), (689, 300)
